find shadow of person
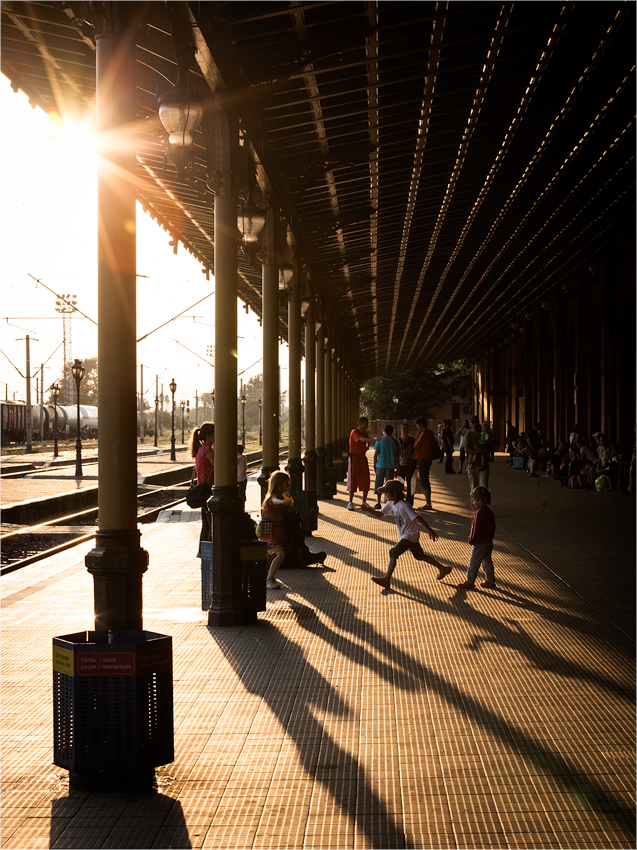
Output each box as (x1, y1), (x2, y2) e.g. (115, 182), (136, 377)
(49, 775), (192, 848)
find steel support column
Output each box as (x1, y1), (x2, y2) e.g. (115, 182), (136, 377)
(85, 4), (148, 633)
(304, 304), (317, 490)
(315, 322), (326, 495)
(258, 204), (281, 497)
(324, 334), (333, 470)
(208, 180), (248, 626)
(285, 276), (303, 490)
(330, 348), (338, 464)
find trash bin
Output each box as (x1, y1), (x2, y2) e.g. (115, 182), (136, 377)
(322, 468), (338, 498)
(52, 629), (173, 787)
(201, 539), (267, 611)
(290, 490), (318, 535)
(331, 458), (346, 481)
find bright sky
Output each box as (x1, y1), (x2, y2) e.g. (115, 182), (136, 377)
(0, 75), (283, 408)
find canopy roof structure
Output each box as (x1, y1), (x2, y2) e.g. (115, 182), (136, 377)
(2, 1), (635, 382)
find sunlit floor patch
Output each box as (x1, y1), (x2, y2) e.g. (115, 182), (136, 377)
(148, 607), (205, 622)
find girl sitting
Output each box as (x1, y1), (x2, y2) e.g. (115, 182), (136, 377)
(258, 471), (292, 589)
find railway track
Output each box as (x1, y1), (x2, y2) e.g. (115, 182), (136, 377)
(0, 482), (191, 575)
(0, 446), (168, 479)
(0, 453), (280, 575)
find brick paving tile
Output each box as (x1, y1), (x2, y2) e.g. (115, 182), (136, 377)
(1, 459), (635, 849)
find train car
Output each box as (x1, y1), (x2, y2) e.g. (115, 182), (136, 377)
(1, 401), (27, 444)
(43, 405), (59, 437)
(0, 400), (99, 443)
(58, 405), (99, 436)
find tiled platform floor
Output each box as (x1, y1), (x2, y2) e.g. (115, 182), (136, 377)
(1, 458), (635, 849)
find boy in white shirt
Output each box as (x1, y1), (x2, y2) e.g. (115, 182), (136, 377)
(359, 479), (452, 589)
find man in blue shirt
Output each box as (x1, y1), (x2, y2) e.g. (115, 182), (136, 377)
(373, 424), (399, 509)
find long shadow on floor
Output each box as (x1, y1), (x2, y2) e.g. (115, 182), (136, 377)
(239, 552), (636, 842)
(322, 505), (636, 664)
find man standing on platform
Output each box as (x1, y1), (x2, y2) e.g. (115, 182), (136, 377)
(373, 424), (399, 509)
(465, 416), (489, 495)
(442, 419), (456, 474)
(347, 416), (372, 510)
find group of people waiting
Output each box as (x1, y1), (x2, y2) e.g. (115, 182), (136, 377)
(506, 421), (634, 493)
(346, 414), (495, 512)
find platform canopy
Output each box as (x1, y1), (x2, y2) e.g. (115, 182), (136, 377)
(1, 1), (634, 382)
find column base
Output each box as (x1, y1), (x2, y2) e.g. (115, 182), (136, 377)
(285, 456), (305, 491)
(316, 447), (325, 496)
(207, 486), (261, 626)
(85, 530), (149, 631)
(304, 449), (317, 491)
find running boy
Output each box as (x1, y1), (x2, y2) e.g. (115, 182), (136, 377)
(359, 479), (452, 589)
(457, 486), (496, 589)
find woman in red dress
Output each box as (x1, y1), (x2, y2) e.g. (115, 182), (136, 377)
(347, 416), (371, 510)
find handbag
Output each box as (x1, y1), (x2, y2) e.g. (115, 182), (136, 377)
(410, 469), (425, 495)
(186, 467), (212, 508)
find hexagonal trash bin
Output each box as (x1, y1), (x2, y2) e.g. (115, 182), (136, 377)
(201, 539), (267, 612)
(52, 630), (173, 787)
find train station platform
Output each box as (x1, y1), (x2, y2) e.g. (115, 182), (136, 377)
(1, 460), (635, 849)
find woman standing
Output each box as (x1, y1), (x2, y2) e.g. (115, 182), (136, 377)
(190, 422), (215, 548)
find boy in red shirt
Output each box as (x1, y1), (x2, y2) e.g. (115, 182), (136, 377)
(457, 486), (496, 589)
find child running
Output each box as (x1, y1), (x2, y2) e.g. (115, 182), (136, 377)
(457, 486), (496, 589)
(359, 479), (452, 589)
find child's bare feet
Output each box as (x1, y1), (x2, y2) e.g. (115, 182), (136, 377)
(371, 576), (390, 589)
(437, 565), (453, 580)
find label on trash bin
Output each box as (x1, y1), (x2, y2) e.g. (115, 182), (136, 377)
(240, 544), (267, 561)
(137, 643), (172, 675)
(53, 646), (75, 677)
(76, 651), (136, 676)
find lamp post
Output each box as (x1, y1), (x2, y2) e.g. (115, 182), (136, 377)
(393, 395), (399, 432)
(52, 383), (60, 459)
(169, 378), (177, 461)
(154, 378), (159, 448)
(258, 398), (263, 445)
(240, 392), (247, 446)
(72, 359), (84, 477)
(180, 400), (185, 445)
